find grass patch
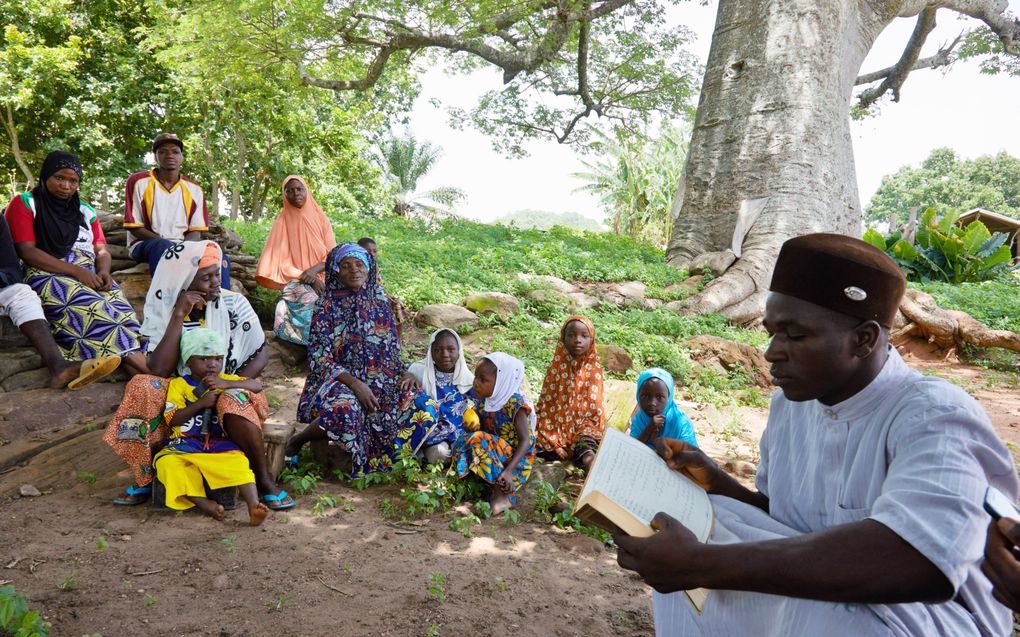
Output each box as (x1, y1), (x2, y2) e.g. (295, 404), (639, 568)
(226, 213), (770, 406)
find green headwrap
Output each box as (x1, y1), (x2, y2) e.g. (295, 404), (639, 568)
(180, 328), (226, 365)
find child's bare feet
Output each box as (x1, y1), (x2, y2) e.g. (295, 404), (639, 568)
(490, 491), (512, 516)
(249, 502), (270, 526)
(192, 498), (226, 521)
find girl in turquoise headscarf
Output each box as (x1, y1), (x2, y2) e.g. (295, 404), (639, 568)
(628, 368), (697, 449)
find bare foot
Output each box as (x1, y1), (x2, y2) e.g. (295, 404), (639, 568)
(490, 491), (512, 516)
(249, 502), (270, 526)
(193, 499), (226, 521)
(49, 363), (81, 389)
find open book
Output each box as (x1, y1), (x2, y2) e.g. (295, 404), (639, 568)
(574, 428), (714, 611)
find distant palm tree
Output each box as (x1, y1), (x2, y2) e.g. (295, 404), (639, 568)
(378, 131), (466, 217)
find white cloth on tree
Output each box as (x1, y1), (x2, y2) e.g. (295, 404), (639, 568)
(0, 283), (45, 326)
(653, 348), (1018, 637)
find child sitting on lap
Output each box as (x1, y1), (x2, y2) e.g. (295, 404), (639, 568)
(629, 368), (697, 450)
(450, 352), (536, 515)
(153, 328), (270, 526)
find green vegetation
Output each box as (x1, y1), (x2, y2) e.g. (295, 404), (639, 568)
(228, 213), (769, 406)
(913, 277), (1020, 333)
(573, 124), (689, 246)
(426, 572), (446, 604)
(55, 571), (76, 592)
(866, 148), (1020, 225)
(219, 535), (237, 554)
(863, 209), (1017, 284)
(0, 584), (51, 637)
(494, 210), (606, 232)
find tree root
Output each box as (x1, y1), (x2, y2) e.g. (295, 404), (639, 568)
(894, 288), (1020, 354)
(675, 248), (776, 324)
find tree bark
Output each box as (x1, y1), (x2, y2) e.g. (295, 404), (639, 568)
(230, 116), (247, 221)
(666, 0), (895, 322)
(1, 104), (36, 187)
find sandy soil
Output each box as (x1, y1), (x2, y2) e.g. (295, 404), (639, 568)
(0, 341), (1017, 637)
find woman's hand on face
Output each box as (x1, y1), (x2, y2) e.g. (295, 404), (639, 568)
(74, 267), (104, 290)
(651, 414), (665, 434)
(174, 290), (206, 318)
(348, 378), (380, 414)
(398, 372), (421, 393)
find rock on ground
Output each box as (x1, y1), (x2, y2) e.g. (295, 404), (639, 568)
(464, 292), (520, 319)
(684, 334), (770, 388)
(0, 348), (44, 385)
(414, 304), (480, 332)
(516, 273), (578, 294)
(597, 344), (633, 374)
(603, 379), (636, 432)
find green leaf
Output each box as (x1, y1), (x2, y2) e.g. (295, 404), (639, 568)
(960, 221), (991, 255)
(891, 240), (917, 261)
(862, 228), (887, 250)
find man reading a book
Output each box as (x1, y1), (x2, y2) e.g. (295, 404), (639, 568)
(615, 233), (1019, 636)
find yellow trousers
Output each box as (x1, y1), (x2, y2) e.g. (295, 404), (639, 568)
(153, 450), (255, 510)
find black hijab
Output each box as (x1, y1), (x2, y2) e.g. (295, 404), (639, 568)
(31, 151), (85, 259)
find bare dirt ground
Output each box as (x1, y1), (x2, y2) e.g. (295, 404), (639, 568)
(0, 341), (1017, 637)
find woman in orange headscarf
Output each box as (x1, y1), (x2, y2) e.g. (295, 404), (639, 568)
(535, 316), (605, 472)
(255, 176), (336, 345)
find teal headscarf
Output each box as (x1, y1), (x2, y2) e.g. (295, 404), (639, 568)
(629, 368), (698, 448)
(180, 328), (226, 366)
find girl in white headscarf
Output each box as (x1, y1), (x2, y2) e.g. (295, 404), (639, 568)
(395, 328), (474, 464)
(450, 352), (536, 515)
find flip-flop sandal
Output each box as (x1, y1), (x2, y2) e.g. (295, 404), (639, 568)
(112, 484), (151, 506)
(260, 490), (296, 511)
(67, 356), (122, 391)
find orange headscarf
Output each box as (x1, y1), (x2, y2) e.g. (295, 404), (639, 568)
(255, 176), (337, 290)
(535, 316), (605, 457)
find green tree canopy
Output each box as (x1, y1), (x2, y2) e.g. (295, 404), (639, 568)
(865, 148), (1020, 226)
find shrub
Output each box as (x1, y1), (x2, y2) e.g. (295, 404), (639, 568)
(864, 209), (1017, 283)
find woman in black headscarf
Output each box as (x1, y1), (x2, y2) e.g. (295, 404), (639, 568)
(4, 151), (149, 382)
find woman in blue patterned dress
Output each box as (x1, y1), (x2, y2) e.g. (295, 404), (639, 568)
(288, 243), (410, 476)
(395, 328), (474, 464)
(451, 352), (536, 515)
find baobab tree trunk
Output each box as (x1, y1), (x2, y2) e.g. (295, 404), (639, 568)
(667, 0), (896, 323)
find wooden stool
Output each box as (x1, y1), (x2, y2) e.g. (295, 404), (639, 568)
(262, 420), (296, 480)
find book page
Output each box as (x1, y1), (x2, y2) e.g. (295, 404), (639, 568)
(580, 429), (713, 542)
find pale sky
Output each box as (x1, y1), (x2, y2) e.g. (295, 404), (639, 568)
(409, 1), (1020, 224)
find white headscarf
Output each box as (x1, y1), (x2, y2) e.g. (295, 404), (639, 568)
(481, 352), (527, 412)
(406, 328), (473, 399)
(141, 240), (263, 375)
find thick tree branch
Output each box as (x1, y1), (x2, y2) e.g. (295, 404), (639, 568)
(856, 7), (939, 107)
(939, 0), (1020, 52)
(855, 33), (961, 84)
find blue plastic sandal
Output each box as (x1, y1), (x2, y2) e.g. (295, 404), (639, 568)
(260, 490), (296, 511)
(112, 485), (151, 506)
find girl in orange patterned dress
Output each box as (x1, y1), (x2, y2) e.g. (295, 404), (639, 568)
(535, 316), (605, 472)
